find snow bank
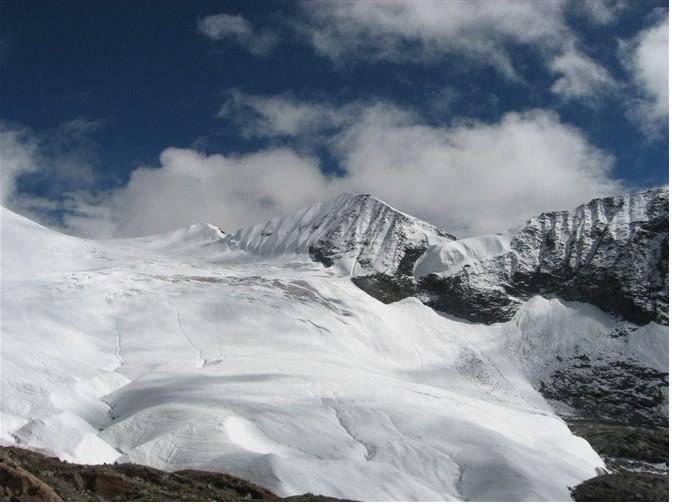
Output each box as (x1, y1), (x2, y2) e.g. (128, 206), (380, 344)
(2, 205), (650, 501)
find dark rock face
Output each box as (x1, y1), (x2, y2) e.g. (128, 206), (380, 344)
(303, 194), (455, 277)
(569, 421), (668, 465)
(349, 244), (429, 305)
(416, 188), (669, 326)
(0, 446), (347, 502)
(417, 274), (520, 324)
(571, 472), (668, 502)
(567, 422), (668, 502)
(351, 273), (417, 304)
(540, 358), (669, 427)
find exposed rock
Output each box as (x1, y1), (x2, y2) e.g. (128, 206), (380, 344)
(351, 273), (416, 304)
(568, 421), (668, 464)
(568, 421), (668, 502)
(0, 462), (62, 501)
(224, 189), (668, 328)
(415, 188), (669, 326)
(0, 446), (348, 502)
(540, 359), (668, 426)
(571, 472), (668, 502)
(225, 193), (456, 278)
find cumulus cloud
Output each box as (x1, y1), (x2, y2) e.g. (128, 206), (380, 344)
(218, 89), (352, 138)
(61, 101), (623, 238)
(0, 119), (100, 220)
(298, 0), (569, 79)
(1, 123), (41, 205)
(63, 147), (335, 238)
(572, 0), (628, 25)
(621, 12), (668, 137)
(4, 100), (626, 239)
(198, 13), (277, 56)
(332, 105), (624, 236)
(550, 46), (619, 103)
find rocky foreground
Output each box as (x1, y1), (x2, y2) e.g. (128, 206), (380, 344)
(568, 421), (668, 502)
(0, 446), (343, 502)
(1, 426), (668, 503)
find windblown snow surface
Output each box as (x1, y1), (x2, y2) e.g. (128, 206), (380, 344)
(0, 197), (666, 501)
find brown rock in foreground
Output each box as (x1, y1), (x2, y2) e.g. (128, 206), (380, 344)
(0, 446), (350, 502)
(571, 472), (668, 502)
(568, 421), (668, 502)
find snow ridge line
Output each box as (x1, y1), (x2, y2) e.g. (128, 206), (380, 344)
(172, 305), (206, 368)
(320, 397), (375, 461)
(106, 295), (125, 371)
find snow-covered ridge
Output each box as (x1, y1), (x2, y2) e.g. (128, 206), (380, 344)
(417, 187), (669, 326)
(414, 230), (517, 279)
(222, 193), (456, 276)
(0, 194), (668, 500)
(213, 188), (667, 327)
(122, 223), (226, 250)
(512, 186), (668, 278)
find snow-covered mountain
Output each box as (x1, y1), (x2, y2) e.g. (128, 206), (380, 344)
(416, 188), (668, 326)
(221, 192), (456, 275)
(220, 189), (668, 329)
(217, 188), (669, 426)
(0, 188), (668, 501)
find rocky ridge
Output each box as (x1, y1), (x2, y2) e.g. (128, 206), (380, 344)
(418, 187), (668, 326)
(223, 188), (668, 328)
(221, 188), (669, 427)
(0, 446), (343, 502)
(222, 192), (455, 277)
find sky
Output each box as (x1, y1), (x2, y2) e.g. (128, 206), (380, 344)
(0, 0), (669, 238)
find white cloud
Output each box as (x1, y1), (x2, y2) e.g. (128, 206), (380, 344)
(4, 103), (626, 240)
(621, 12), (669, 137)
(298, 0), (569, 79)
(331, 105), (625, 236)
(68, 102), (623, 238)
(218, 90), (352, 138)
(0, 120), (99, 212)
(64, 147), (335, 238)
(1, 123), (40, 205)
(198, 13), (277, 56)
(550, 46), (618, 103)
(573, 0), (628, 25)
(296, 1), (622, 108)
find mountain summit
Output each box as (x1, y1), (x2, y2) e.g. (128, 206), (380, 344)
(418, 187), (669, 325)
(223, 193), (456, 276)
(222, 188), (669, 327)
(0, 188), (668, 501)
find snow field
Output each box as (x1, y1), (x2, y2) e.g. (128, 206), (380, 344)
(2, 206), (665, 500)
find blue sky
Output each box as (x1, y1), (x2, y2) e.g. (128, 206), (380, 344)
(0, 0), (669, 238)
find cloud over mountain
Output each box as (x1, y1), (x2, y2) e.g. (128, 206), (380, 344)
(198, 13), (277, 56)
(621, 11), (669, 137)
(4, 98), (624, 239)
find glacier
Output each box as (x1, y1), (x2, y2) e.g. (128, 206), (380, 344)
(0, 189), (668, 501)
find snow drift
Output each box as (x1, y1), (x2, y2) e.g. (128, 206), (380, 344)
(0, 189), (668, 501)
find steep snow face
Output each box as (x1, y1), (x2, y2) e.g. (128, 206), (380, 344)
(1, 205), (616, 501)
(222, 193), (456, 276)
(419, 187), (669, 326)
(414, 231), (517, 279)
(125, 223), (226, 251)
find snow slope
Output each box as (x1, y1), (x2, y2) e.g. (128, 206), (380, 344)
(415, 188), (669, 326)
(221, 192), (455, 276)
(0, 199), (666, 501)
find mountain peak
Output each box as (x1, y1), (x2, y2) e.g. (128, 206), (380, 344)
(223, 193), (456, 276)
(418, 186), (669, 326)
